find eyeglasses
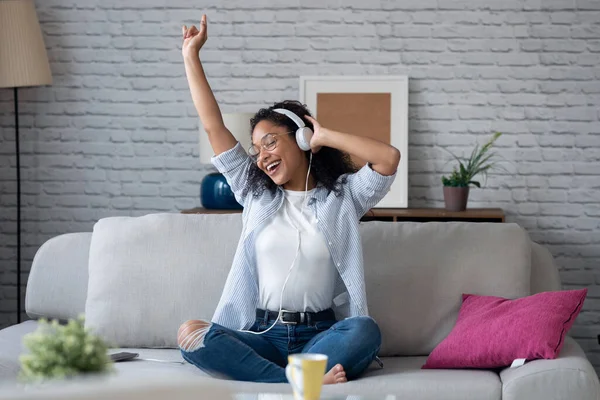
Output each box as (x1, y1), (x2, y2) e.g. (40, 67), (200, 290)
(248, 132), (293, 162)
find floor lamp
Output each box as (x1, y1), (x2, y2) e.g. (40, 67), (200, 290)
(0, 0), (52, 323)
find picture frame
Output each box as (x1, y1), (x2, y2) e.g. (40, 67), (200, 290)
(299, 76), (409, 208)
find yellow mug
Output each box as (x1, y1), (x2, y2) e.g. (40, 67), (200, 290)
(285, 353), (328, 400)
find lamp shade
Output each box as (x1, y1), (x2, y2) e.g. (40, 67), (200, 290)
(199, 113), (254, 164)
(0, 0), (52, 88)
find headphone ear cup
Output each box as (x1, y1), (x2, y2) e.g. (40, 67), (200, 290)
(296, 127), (313, 151)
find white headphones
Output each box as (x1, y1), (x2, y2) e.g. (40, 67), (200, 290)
(273, 108), (313, 151)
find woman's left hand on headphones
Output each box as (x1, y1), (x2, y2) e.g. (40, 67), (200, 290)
(304, 115), (323, 154)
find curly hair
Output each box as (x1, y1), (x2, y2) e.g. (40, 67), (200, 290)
(242, 100), (357, 199)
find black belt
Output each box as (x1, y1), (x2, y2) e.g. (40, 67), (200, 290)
(256, 308), (335, 325)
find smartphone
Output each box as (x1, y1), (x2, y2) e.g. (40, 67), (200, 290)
(109, 352), (139, 362)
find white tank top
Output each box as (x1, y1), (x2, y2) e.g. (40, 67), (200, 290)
(255, 188), (337, 313)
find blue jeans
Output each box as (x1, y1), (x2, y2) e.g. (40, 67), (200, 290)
(180, 313), (382, 383)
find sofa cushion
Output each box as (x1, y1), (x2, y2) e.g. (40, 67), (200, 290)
(85, 213), (242, 347)
(333, 356), (502, 400)
(360, 222), (532, 357)
(422, 289), (587, 369)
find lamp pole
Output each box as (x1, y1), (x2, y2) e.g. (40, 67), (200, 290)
(13, 87), (22, 323)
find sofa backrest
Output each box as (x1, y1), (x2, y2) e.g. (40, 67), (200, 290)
(25, 214), (558, 355)
(530, 242), (562, 294)
(361, 221), (531, 355)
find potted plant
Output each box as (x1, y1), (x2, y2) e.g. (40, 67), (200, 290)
(441, 132), (502, 212)
(19, 316), (113, 382)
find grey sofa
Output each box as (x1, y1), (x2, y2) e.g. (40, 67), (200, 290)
(0, 214), (598, 400)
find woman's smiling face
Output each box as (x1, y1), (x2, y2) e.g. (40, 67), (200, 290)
(251, 119), (306, 187)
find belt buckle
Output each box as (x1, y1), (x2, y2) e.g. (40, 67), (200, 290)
(280, 310), (298, 325)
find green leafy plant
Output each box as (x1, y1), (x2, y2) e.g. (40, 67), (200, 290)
(19, 316), (113, 382)
(441, 132), (503, 188)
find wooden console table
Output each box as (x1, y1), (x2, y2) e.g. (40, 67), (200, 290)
(181, 207), (505, 223)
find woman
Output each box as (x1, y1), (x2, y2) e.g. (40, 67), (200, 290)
(177, 15), (400, 385)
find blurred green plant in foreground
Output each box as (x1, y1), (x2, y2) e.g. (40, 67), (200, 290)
(20, 316), (113, 382)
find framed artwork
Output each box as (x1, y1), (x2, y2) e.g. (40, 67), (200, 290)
(299, 76), (409, 208)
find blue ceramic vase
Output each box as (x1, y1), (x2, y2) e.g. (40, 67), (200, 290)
(200, 173), (243, 209)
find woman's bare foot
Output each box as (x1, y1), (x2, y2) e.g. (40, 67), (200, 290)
(323, 364), (347, 384)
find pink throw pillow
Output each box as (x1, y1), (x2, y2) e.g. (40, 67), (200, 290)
(422, 289), (587, 369)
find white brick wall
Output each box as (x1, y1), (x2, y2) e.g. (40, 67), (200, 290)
(1, 0), (599, 371)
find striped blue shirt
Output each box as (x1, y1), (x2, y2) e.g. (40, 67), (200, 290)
(210, 142), (396, 330)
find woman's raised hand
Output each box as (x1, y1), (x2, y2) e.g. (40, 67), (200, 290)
(182, 14), (208, 58)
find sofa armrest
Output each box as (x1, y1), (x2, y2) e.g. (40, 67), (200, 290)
(500, 336), (600, 400)
(25, 232), (92, 321)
